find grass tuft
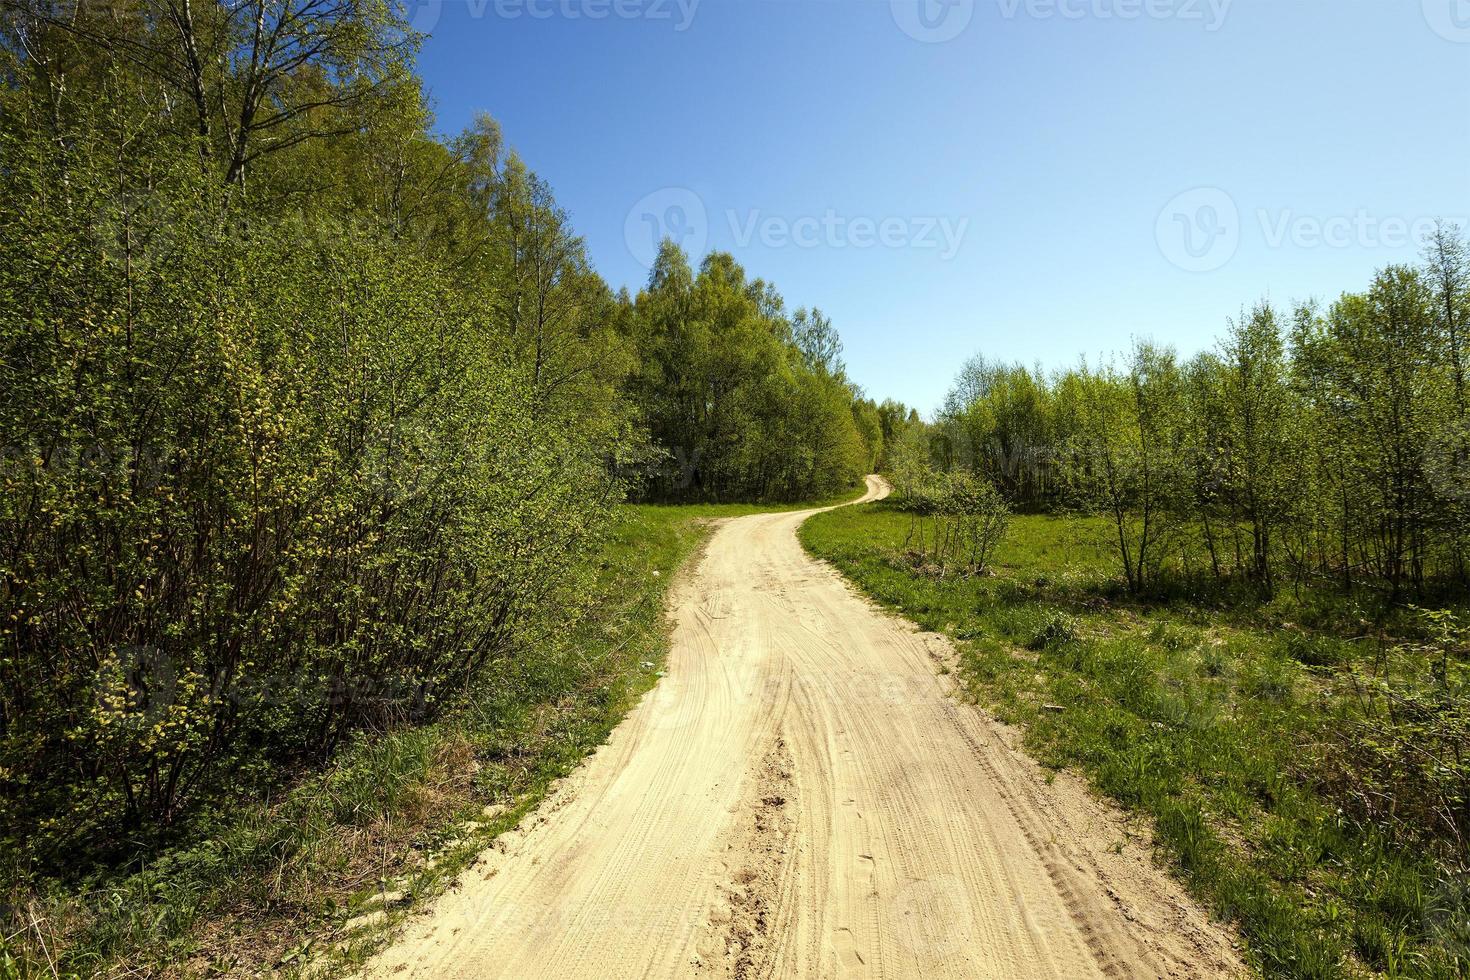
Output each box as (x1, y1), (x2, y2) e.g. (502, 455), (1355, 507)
(801, 503), (1470, 980)
(0, 489), (846, 979)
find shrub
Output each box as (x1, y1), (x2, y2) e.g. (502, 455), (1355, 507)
(893, 466), (1010, 576)
(1028, 610), (1080, 651)
(1317, 609), (1470, 857)
(1276, 632), (1347, 670)
(0, 167), (618, 873)
(937, 472), (1012, 575)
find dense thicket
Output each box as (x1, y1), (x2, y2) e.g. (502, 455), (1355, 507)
(0, 0), (870, 876)
(928, 236), (1470, 601)
(877, 247), (1470, 976)
(625, 242), (877, 500)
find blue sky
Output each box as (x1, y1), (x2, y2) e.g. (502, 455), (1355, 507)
(413, 0), (1470, 415)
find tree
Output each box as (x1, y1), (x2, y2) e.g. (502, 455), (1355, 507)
(1217, 301), (1296, 594)
(1066, 344), (1186, 595)
(625, 244), (869, 502)
(791, 307), (843, 375)
(9, 0), (416, 186)
(0, 4), (640, 874)
(1318, 268), (1440, 596)
(1425, 222), (1469, 415)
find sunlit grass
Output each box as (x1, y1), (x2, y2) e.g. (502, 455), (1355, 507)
(801, 500), (1470, 980)
(1, 499), (753, 978)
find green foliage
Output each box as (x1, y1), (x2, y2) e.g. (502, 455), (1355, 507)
(1318, 608), (1470, 858)
(0, 501), (719, 977)
(1027, 610), (1079, 651)
(803, 504), (1470, 979)
(0, 95), (618, 867)
(624, 242), (872, 502)
(892, 464), (1011, 576)
(0, 0), (874, 959)
(919, 242), (1470, 608)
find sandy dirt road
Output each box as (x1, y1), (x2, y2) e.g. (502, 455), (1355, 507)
(367, 476), (1240, 979)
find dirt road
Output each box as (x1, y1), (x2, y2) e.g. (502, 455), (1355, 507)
(367, 476), (1240, 979)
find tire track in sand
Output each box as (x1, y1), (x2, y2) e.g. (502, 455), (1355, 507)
(365, 476), (1241, 979)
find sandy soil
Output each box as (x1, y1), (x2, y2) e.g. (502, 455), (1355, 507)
(365, 476), (1242, 979)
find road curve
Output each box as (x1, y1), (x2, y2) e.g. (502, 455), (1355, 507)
(367, 476), (1240, 979)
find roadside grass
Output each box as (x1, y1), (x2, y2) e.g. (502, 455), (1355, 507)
(0, 485), (867, 980)
(800, 500), (1470, 980)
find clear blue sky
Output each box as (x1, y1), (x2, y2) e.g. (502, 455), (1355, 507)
(413, 0), (1470, 415)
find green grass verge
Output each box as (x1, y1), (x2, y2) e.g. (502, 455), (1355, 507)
(800, 500), (1469, 980)
(3, 490), (835, 979)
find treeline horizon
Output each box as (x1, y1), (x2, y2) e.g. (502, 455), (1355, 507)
(902, 230), (1469, 601)
(0, 0), (877, 882)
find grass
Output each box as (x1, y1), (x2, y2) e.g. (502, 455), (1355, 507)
(800, 500), (1470, 980)
(0, 484), (866, 979)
